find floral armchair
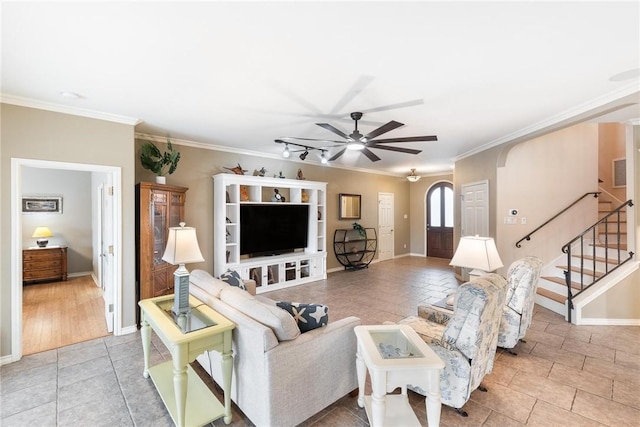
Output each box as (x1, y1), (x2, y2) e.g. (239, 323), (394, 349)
(497, 256), (543, 354)
(398, 273), (507, 416)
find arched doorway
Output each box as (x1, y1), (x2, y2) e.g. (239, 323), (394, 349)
(426, 182), (453, 258)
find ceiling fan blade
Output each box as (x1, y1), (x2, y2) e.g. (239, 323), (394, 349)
(360, 147), (381, 162)
(371, 135), (438, 143)
(316, 123), (350, 139)
(328, 148), (347, 161)
(363, 120), (404, 140)
(369, 145), (422, 155)
(280, 136), (346, 144)
(329, 75), (375, 114)
(358, 99), (425, 114)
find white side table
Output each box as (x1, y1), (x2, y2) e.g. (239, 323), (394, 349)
(139, 294), (235, 427)
(355, 324), (445, 427)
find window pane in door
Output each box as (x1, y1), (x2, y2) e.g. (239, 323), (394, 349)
(430, 188), (441, 227)
(444, 187), (453, 227)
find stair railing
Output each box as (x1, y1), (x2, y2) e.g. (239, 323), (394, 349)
(515, 192), (600, 248)
(562, 199), (634, 323)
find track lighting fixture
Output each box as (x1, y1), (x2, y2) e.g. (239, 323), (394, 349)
(320, 151), (328, 164)
(274, 139), (330, 163)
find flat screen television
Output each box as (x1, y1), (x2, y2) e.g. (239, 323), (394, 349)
(240, 204), (309, 257)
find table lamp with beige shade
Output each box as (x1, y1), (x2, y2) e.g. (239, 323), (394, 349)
(162, 222), (205, 316)
(32, 226), (54, 248)
(446, 235), (504, 306)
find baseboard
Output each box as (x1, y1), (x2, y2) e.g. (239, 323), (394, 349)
(118, 325), (139, 336)
(577, 318), (640, 326)
(0, 353), (18, 366)
(68, 271), (92, 278)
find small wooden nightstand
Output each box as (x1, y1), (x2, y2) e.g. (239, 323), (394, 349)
(139, 294), (235, 427)
(22, 246), (68, 284)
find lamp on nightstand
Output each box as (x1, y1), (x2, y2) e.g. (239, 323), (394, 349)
(162, 222), (204, 315)
(449, 235), (503, 278)
(32, 226), (53, 248)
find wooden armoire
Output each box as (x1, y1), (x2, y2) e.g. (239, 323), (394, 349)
(135, 182), (188, 312)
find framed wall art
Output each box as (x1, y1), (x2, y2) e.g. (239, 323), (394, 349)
(339, 193), (361, 220)
(22, 196), (63, 214)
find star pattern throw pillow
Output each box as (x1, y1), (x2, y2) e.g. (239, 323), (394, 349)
(276, 301), (329, 333)
(219, 269), (246, 291)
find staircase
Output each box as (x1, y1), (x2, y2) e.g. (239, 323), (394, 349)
(534, 197), (634, 322)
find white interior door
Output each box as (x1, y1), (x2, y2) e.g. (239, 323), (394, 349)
(378, 192), (394, 261)
(461, 180), (489, 237)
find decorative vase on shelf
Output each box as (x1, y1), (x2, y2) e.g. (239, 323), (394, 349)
(155, 176), (166, 184)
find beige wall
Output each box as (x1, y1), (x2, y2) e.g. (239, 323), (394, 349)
(134, 139), (412, 273)
(598, 123), (627, 202)
(496, 123), (599, 271)
(408, 173), (454, 255)
(1, 104), (136, 357)
(21, 167), (93, 273)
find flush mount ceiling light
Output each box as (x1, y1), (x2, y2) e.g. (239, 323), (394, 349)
(406, 168), (421, 182)
(609, 68), (640, 82)
(59, 91), (82, 99)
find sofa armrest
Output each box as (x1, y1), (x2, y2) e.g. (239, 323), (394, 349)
(243, 279), (257, 296)
(417, 304), (453, 325)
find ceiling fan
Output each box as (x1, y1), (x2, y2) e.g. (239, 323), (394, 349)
(281, 112), (438, 162)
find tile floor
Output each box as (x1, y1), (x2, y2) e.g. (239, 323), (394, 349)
(1, 257), (639, 426)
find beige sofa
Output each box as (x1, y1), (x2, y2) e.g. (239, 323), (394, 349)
(188, 269), (361, 427)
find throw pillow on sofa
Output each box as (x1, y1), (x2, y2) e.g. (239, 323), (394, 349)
(220, 287), (300, 341)
(276, 301), (329, 333)
(220, 269), (246, 290)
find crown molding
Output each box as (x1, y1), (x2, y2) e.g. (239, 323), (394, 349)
(134, 132), (413, 178)
(0, 94), (141, 126)
(454, 82), (640, 162)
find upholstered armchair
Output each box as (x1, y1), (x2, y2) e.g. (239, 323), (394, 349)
(497, 256), (543, 354)
(398, 273), (507, 416)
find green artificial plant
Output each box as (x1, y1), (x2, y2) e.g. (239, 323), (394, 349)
(352, 222), (366, 238)
(140, 140), (181, 176)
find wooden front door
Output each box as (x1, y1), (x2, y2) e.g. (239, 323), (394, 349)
(426, 182), (454, 259)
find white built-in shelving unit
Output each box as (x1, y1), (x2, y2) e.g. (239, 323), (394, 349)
(213, 173), (327, 294)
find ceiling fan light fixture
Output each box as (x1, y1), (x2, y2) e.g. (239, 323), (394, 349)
(282, 144), (290, 158)
(406, 168), (421, 182)
(346, 141), (365, 151)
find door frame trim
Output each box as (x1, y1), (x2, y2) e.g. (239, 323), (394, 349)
(10, 158), (122, 362)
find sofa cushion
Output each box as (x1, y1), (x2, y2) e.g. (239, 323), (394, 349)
(276, 301), (329, 333)
(220, 286), (300, 341)
(189, 269), (228, 298)
(220, 269), (246, 290)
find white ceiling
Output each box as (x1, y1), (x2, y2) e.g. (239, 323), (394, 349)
(2, 1), (639, 176)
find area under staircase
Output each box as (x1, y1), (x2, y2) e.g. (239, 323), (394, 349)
(519, 192), (635, 323)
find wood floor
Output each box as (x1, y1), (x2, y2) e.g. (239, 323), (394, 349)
(22, 275), (110, 355)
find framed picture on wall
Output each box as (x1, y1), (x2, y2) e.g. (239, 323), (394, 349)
(612, 158), (626, 188)
(22, 196), (63, 214)
(339, 193), (361, 219)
